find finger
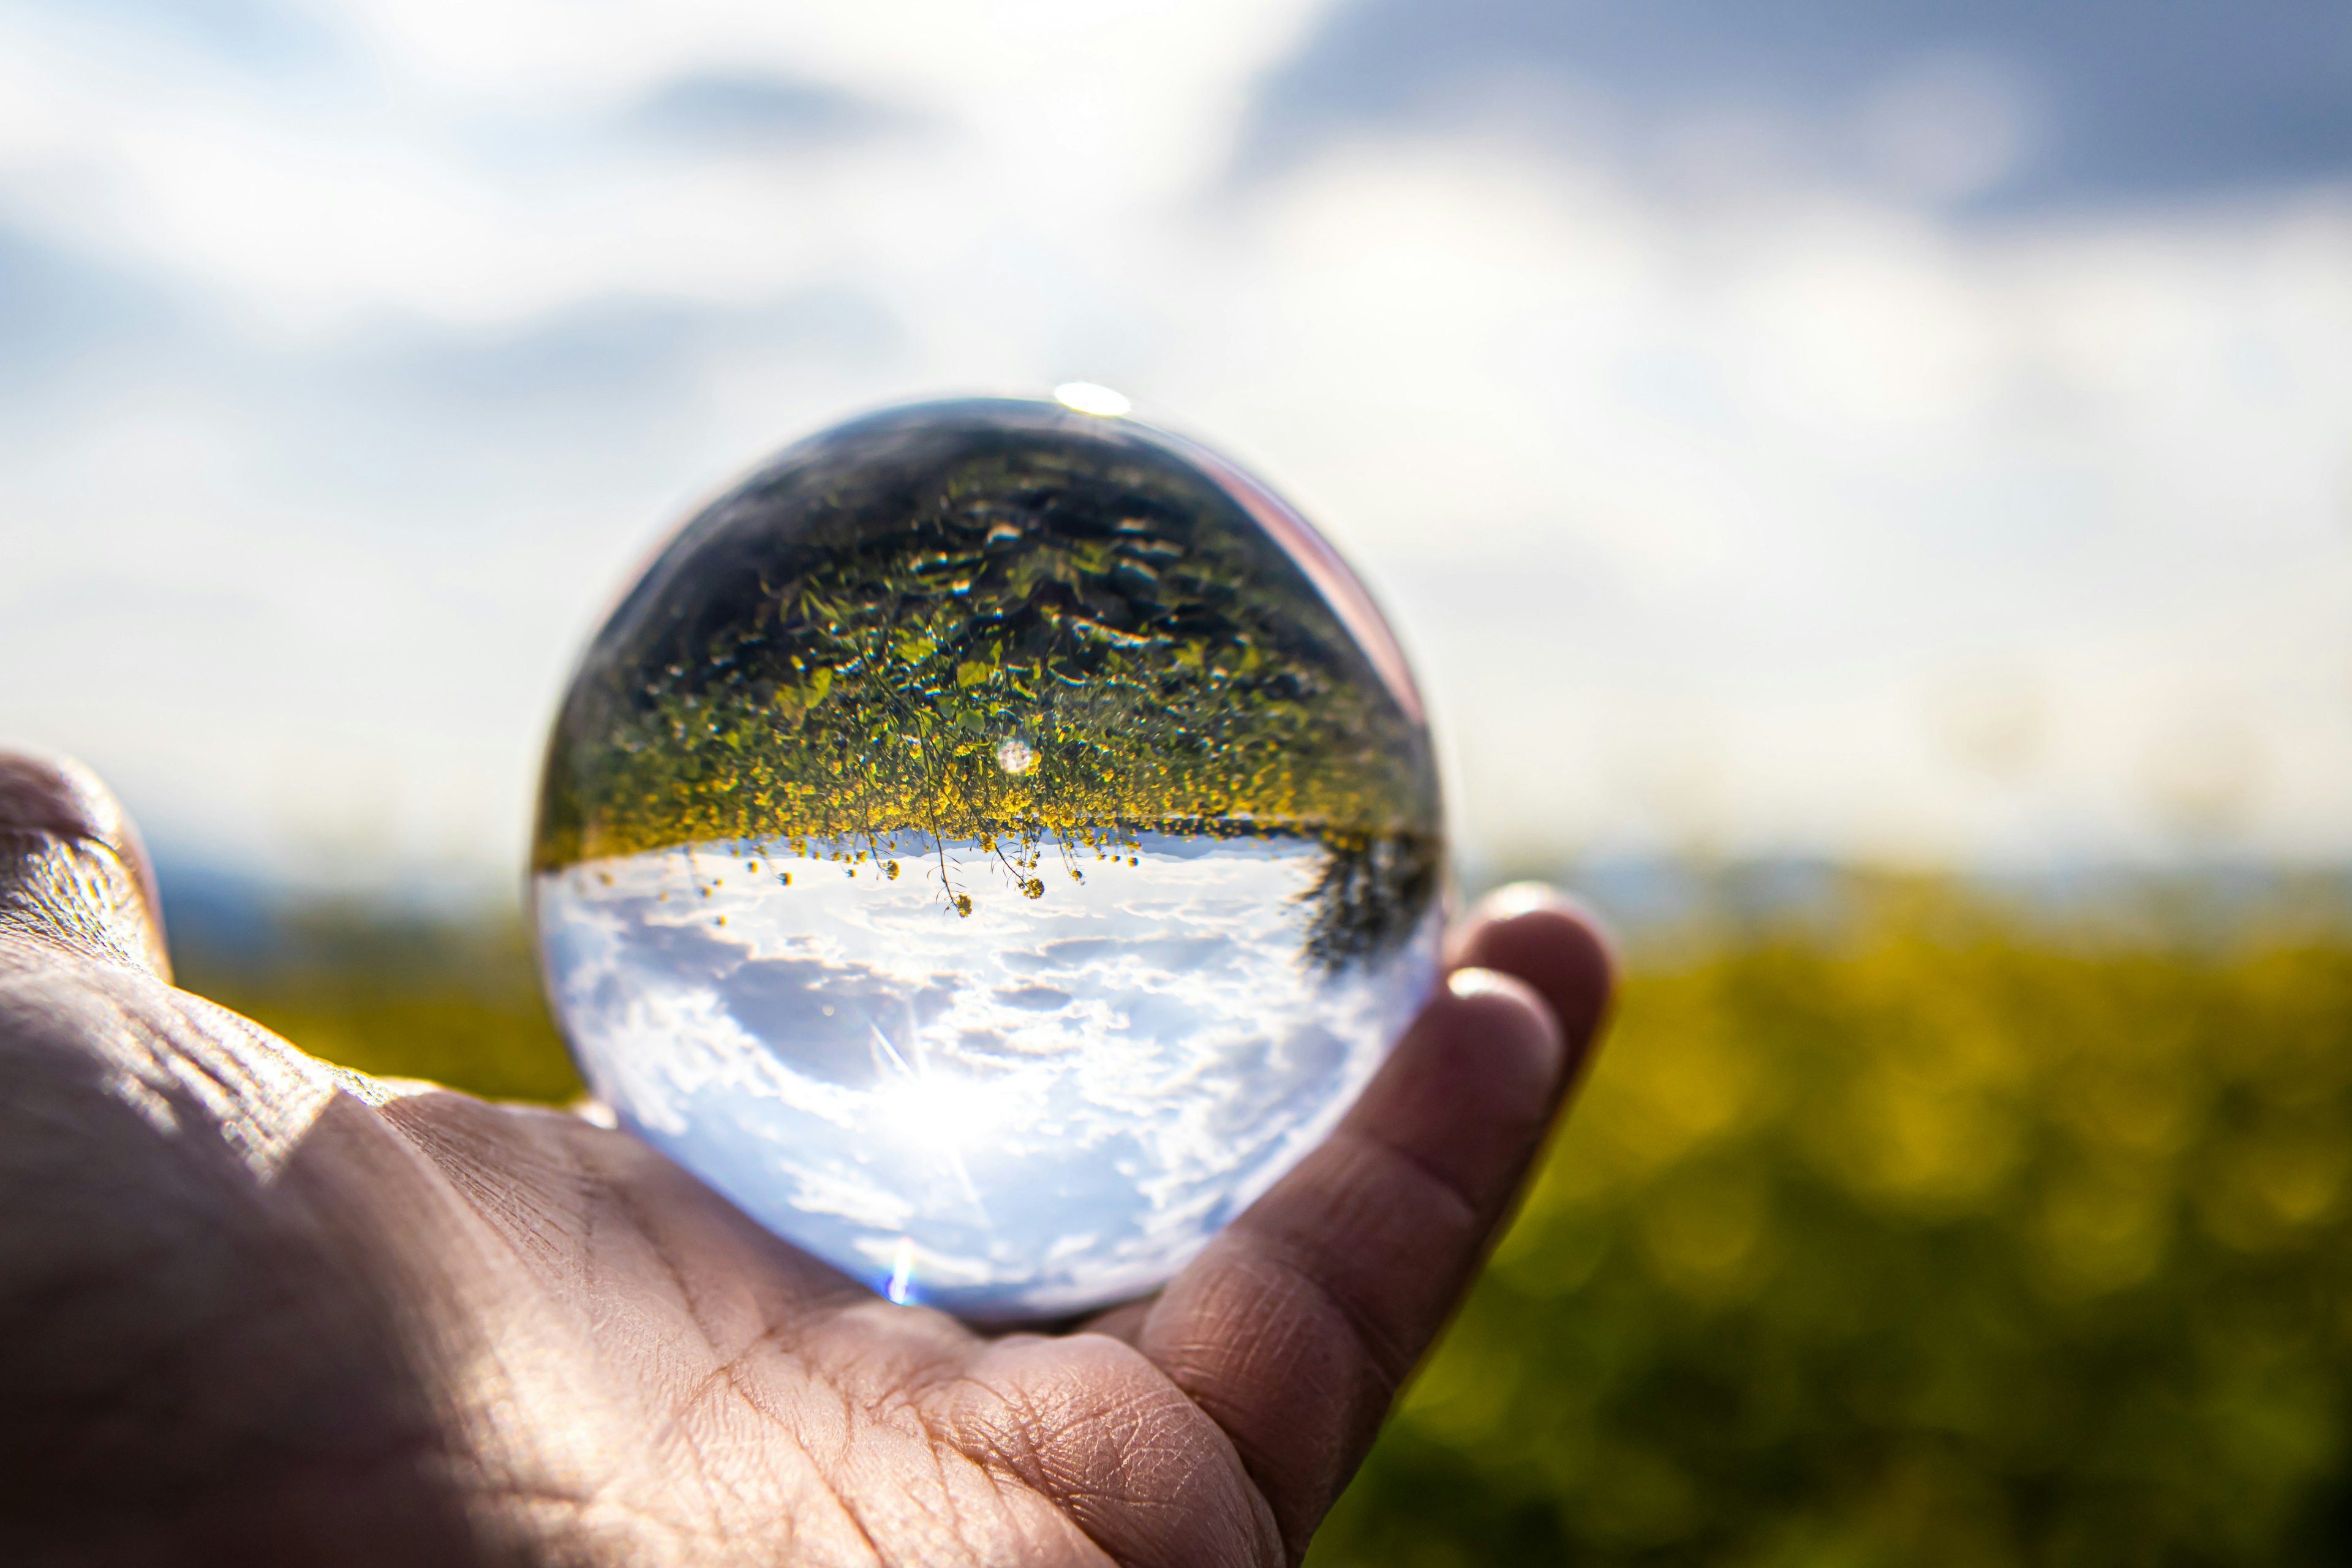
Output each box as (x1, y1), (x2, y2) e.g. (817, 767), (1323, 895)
(1450, 882), (1617, 1076)
(1139, 899), (1613, 1555)
(1076, 886), (1612, 1356)
(0, 749), (170, 979)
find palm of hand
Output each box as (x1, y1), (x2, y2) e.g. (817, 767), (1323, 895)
(0, 753), (1610, 1567)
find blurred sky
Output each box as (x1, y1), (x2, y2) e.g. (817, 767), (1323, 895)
(2, 0), (2350, 894)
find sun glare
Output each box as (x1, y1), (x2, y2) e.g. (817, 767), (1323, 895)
(1053, 382), (1131, 417)
(876, 1069), (1012, 1150)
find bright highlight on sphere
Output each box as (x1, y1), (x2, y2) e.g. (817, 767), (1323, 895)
(1052, 381), (1131, 417)
(531, 397), (1445, 1318)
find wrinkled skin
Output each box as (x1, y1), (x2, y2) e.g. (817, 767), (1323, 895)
(0, 750), (1612, 1567)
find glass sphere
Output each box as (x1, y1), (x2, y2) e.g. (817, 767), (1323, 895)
(532, 396), (1445, 1318)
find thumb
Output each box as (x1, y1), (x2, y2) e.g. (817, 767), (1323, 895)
(0, 750), (172, 981)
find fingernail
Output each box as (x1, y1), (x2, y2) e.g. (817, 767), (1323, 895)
(1481, 881), (1566, 919)
(1477, 883), (1620, 965)
(1446, 965), (1516, 1001)
(1444, 965), (1569, 1090)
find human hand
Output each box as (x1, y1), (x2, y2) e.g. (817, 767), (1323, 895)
(0, 751), (1612, 1566)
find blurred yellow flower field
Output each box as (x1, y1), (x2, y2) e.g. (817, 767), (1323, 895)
(1314, 877), (2352, 1567)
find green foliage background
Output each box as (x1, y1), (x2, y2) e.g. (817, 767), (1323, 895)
(174, 873), (2352, 1565)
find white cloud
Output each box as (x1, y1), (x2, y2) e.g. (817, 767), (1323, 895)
(535, 834), (1438, 1314)
(0, 0), (2346, 886)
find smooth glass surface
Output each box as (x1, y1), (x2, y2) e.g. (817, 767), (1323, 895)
(532, 398), (1444, 1317)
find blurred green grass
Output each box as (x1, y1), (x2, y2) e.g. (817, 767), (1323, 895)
(174, 902), (584, 1106)
(171, 873), (2352, 1566)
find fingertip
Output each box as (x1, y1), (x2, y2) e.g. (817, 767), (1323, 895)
(1341, 965), (1567, 1206)
(1466, 881), (1619, 968)
(1451, 884), (1616, 1061)
(1442, 962), (1531, 1002)
(1474, 879), (1586, 923)
(0, 748), (170, 979)
(1441, 963), (1566, 1095)
(0, 750), (119, 842)
(1460, 956), (1572, 1094)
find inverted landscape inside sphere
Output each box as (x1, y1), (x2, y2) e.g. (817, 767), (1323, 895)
(535, 399), (1444, 971)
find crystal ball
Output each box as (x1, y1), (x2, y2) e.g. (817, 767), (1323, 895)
(531, 396), (1445, 1318)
